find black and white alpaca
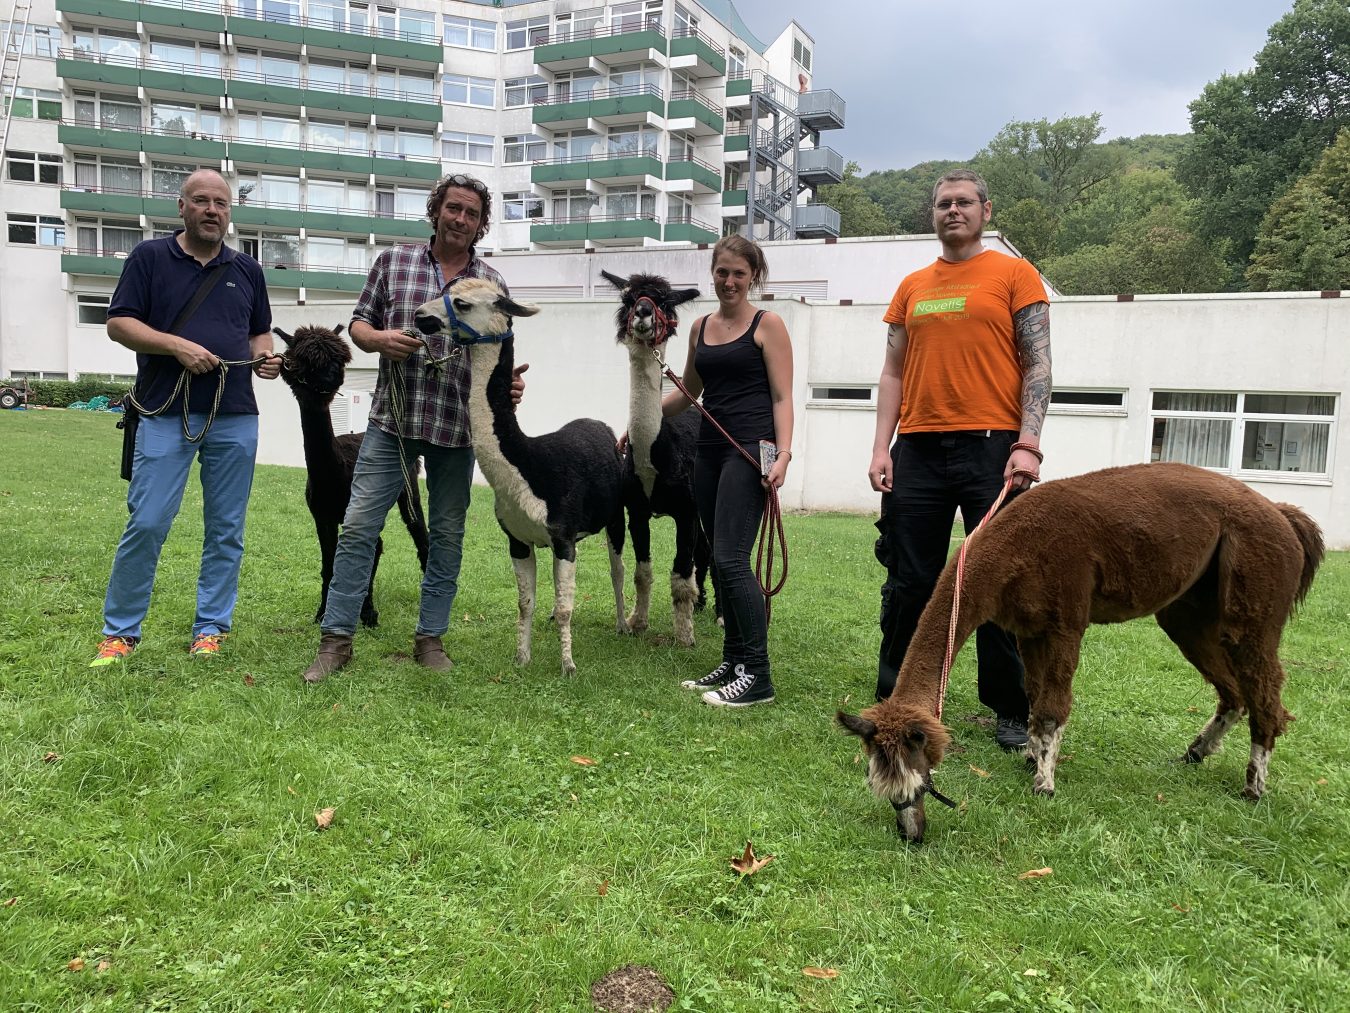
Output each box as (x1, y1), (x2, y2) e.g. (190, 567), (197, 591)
(601, 269), (714, 645)
(412, 279), (628, 676)
(276, 324), (429, 627)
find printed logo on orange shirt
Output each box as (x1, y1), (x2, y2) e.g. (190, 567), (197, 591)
(913, 296), (966, 316)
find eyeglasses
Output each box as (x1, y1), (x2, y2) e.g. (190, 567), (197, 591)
(934, 198), (983, 211)
(444, 173), (490, 196)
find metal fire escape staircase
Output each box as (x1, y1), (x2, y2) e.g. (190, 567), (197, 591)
(0, 0), (35, 164)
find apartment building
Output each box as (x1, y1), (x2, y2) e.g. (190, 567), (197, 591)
(0, 0), (845, 380)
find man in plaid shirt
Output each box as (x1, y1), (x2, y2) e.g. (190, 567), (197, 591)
(303, 173), (525, 683)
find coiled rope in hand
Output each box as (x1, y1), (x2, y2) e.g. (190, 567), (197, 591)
(127, 353), (274, 444)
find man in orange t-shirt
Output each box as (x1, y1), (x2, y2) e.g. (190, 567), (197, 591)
(866, 168), (1052, 751)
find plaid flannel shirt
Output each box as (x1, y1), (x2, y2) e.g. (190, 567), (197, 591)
(353, 241), (509, 447)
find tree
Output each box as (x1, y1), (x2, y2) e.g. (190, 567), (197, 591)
(857, 160), (964, 234)
(1178, 0), (1350, 274)
(976, 113), (1122, 216)
(1246, 128), (1350, 291)
(817, 161), (893, 237)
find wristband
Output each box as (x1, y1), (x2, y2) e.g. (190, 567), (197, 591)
(778, 449), (792, 460)
(1011, 441), (1043, 463)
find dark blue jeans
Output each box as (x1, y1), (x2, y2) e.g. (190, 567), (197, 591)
(695, 443), (770, 679)
(875, 430), (1028, 717)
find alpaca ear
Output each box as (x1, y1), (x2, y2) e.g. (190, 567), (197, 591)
(333, 324), (345, 336)
(836, 711), (877, 740)
(497, 295), (540, 318)
(672, 287), (701, 307)
(274, 327), (293, 346)
(600, 270), (628, 291)
(904, 727), (928, 752)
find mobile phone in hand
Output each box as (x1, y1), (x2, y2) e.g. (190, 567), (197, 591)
(759, 440), (777, 477)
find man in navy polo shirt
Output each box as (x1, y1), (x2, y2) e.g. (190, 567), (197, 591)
(91, 169), (280, 666)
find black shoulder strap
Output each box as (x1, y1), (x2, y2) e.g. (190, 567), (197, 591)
(169, 257), (235, 335)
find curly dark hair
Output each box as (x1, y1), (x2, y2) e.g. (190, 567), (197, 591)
(426, 173), (493, 247)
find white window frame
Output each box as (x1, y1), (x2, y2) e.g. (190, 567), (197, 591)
(501, 191), (544, 222)
(442, 73), (494, 108)
(728, 46), (746, 79)
(504, 75), (547, 108)
(504, 16), (548, 50)
(504, 133), (547, 164)
(441, 131), (493, 164)
(6, 150), (62, 184)
(807, 385), (875, 410)
(8, 213), (65, 246)
(1048, 388), (1127, 418)
(443, 14), (496, 50)
(77, 294), (110, 325)
(1149, 390), (1337, 481)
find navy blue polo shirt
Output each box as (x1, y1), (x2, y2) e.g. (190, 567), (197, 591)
(108, 231), (272, 414)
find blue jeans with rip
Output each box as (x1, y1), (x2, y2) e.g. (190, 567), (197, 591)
(694, 442), (771, 680)
(321, 424), (474, 638)
(103, 412), (258, 640)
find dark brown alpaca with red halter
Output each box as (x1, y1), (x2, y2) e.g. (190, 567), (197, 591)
(839, 463), (1324, 843)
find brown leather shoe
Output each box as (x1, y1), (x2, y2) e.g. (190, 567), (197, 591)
(413, 634), (453, 671)
(303, 632), (353, 685)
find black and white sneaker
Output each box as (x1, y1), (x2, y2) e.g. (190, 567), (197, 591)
(681, 660), (735, 691)
(702, 664), (775, 707)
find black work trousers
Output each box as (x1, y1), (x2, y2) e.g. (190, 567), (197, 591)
(874, 430), (1029, 718)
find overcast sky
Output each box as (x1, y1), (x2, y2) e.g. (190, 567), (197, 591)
(724, 0), (1295, 174)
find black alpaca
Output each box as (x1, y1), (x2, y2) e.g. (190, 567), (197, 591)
(413, 279), (628, 676)
(601, 269), (717, 644)
(276, 324), (429, 627)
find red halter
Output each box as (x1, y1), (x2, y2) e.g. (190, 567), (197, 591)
(627, 296), (677, 347)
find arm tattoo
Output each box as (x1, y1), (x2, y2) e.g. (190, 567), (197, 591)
(886, 323), (901, 349)
(1013, 302), (1052, 438)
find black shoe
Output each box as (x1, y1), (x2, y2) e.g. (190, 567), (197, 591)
(994, 716), (1029, 751)
(702, 664), (775, 707)
(681, 660), (735, 691)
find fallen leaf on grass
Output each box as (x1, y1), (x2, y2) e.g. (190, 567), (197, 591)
(67, 958), (85, 972)
(802, 967), (839, 980)
(331, 702), (341, 712)
(1171, 903), (1190, 913)
(598, 880), (609, 897)
(42, 752), (61, 764)
(1023, 968), (1041, 977)
(286, 786), (297, 796)
(96, 960), (111, 973)
(3, 897), (16, 907)
(1156, 794), (1166, 802)
(570, 756), (598, 766)
(1317, 778), (1328, 785)
(243, 674), (255, 687)
(969, 765), (990, 777)
(314, 807), (335, 830)
(730, 841), (775, 876)
(1018, 867), (1053, 880)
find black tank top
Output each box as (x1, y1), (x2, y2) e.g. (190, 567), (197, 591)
(693, 309), (775, 448)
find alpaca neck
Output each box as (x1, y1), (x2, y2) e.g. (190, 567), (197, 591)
(296, 396), (341, 471)
(626, 342), (663, 497)
(465, 338), (550, 535)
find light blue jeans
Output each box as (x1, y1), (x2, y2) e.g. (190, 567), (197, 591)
(322, 424), (474, 637)
(103, 412), (258, 640)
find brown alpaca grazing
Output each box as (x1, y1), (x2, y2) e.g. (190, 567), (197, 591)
(838, 462), (1324, 843)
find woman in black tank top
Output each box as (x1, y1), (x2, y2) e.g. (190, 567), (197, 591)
(656, 236), (795, 708)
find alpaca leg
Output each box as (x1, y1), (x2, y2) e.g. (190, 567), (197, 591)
(1234, 641), (1292, 801)
(693, 524), (712, 613)
(510, 542), (536, 667)
(670, 514), (698, 647)
(552, 552), (578, 677)
(361, 536), (384, 628)
(1156, 599), (1246, 763)
(395, 481), (431, 573)
(606, 533), (628, 636)
(316, 522), (338, 624)
(1017, 633), (1082, 797)
(626, 512), (653, 634)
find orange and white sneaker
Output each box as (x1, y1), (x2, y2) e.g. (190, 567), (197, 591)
(189, 633), (226, 658)
(90, 636), (137, 667)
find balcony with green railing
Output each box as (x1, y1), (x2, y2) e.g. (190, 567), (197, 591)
(61, 247), (133, 278)
(224, 2), (441, 63)
(532, 83), (665, 130)
(531, 149), (663, 189)
(224, 66), (441, 124)
(662, 213), (718, 244)
(61, 244), (372, 291)
(726, 75), (752, 98)
(668, 27), (725, 78)
(58, 119), (229, 161)
(722, 188), (747, 208)
(530, 213), (662, 248)
(56, 0), (226, 34)
(534, 20), (667, 71)
(664, 155), (721, 194)
(58, 49), (226, 99)
(666, 86), (723, 136)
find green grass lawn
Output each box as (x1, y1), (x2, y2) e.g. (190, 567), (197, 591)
(2, 410), (1348, 1012)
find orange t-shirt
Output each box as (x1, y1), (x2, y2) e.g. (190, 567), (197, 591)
(882, 249), (1047, 433)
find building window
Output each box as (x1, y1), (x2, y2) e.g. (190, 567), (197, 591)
(399, 8), (436, 43)
(673, 5), (698, 37)
(611, 0), (662, 32)
(552, 188), (599, 221)
(442, 131), (493, 164)
(1150, 391), (1336, 478)
(3, 86), (61, 121)
(605, 185), (655, 219)
(793, 37), (813, 72)
(8, 213), (65, 246)
(504, 75), (547, 108)
(809, 386), (874, 405)
(443, 15), (495, 49)
(502, 192), (544, 222)
(728, 46), (746, 79)
(69, 27), (138, 60)
(73, 92), (142, 131)
(306, 118), (366, 152)
(149, 101), (221, 137)
(1, 23), (60, 58)
(553, 8), (603, 43)
(442, 73), (494, 108)
(552, 70), (600, 102)
(375, 126), (434, 159)
(504, 133), (547, 164)
(74, 218), (141, 255)
(77, 294), (110, 325)
(147, 36), (221, 72)
(376, 67), (433, 102)
(505, 15), (548, 50)
(550, 129), (598, 160)
(1049, 389), (1126, 416)
(73, 156), (141, 194)
(7, 151), (61, 185)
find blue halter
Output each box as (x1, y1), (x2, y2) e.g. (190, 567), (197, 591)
(442, 291), (513, 345)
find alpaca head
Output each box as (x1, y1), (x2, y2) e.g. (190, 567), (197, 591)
(837, 703), (952, 843)
(601, 270), (700, 350)
(413, 277), (538, 345)
(275, 324), (349, 402)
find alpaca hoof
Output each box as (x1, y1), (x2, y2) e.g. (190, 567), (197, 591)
(675, 632), (695, 648)
(1032, 784), (1055, 798)
(561, 658), (577, 677)
(514, 649), (531, 667)
(716, 616), (725, 630)
(625, 614), (648, 635)
(1180, 749), (1204, 765)
(1241, 785), (1262, 801)
(360, 608), (379, 628)
(313, 607), (324, 624)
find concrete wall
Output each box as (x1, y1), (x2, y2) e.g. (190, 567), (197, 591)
(259, 289), (1350, 548)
